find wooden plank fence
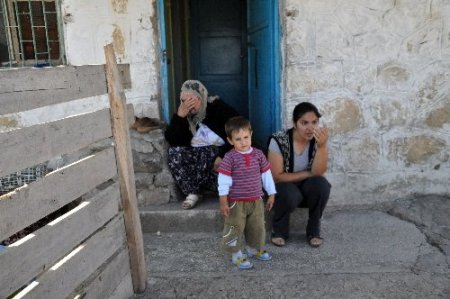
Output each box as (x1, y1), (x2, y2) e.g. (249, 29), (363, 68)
(0, 44), (146, 298)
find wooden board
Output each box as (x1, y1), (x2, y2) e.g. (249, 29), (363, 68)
(0, 108), (113, 178)
(105, 43), (146, 293)
(20, 215), (127, 299)
(0, 65), (131, 115)
(70, 248), (134, 299)
(109, 272), (134, 299)
(0, 147), (117, 241)
(0, 182), (121, 298)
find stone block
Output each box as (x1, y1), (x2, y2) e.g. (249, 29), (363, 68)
(426, 104), (450, 128)
(341, 135), (381, 171)
(137, 187), (170, 206)
(135, 172), (154, 190)
(132, 149), (163, 173)
(343, 62), (376, 95)
(286, 61), (343, 96)
(415, 61), (450, 110)
(401, 20), (442, 61)
(387, 135), (446, 164)
(368, 94), (412, 129)
(131, 134), (155, 154)
(154, 169), (174, 187)
(316, 17), (354, 60)
(322, 97), (363, 135)
(376, 62), (411, 91)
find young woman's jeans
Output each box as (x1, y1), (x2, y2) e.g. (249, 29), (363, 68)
(272, 176), (331, 239)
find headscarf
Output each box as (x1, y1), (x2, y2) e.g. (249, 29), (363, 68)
(180, 80), (218, 134)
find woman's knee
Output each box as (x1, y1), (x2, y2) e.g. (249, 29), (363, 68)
(275, 182), (302, 210)
(304, 176), (331, 198)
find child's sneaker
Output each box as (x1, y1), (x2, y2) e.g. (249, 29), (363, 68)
(233, 256), (253, 269)
(247, 250), (272, 261)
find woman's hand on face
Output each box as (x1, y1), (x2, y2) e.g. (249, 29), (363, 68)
(313, 126), (329, 148)
(177, 97), (198, 118)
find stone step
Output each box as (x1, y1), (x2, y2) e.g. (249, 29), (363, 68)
(139, 197), (308, 233)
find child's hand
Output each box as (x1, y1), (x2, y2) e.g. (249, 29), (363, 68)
(219, 197), (230, 217)
(266, 195), (275, 211)
(213, 157), (222, 172)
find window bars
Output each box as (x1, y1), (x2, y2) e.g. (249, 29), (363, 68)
(0, 0), (65, 68)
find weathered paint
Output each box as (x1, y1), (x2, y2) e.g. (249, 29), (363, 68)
(0, 116), (19, 131)
(111, 0), (128, 14)
(62, 0), (159, 120)
(112, 25), (126, 55)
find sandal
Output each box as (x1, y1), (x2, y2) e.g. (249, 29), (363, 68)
(271, 237), (286, 247)
(247, 250), (272, 261)
(181, 194), (200, 209)
(233, 257), (253, 270)
(307, 235), (323, 248)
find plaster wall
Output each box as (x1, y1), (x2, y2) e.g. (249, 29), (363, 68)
(282, 0), (450, 205)
(62, 0), (160, 119)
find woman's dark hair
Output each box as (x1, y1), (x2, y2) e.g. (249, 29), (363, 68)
(292, 102), (322, 123)
(225, 116), (252, 138)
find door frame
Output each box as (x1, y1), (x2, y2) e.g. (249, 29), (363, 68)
(156, 0), (171, 123)
(270, 0), (282, 133)
(157, 0), (282, 132)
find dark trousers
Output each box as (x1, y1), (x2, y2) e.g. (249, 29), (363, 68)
(272, 176), (331, 239)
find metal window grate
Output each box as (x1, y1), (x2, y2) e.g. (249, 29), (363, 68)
(0, 0), (65, 68)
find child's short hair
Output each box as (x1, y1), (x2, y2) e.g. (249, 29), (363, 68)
(225, 116), (252, 138)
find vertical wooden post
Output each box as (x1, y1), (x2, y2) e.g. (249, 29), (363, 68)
(104, 43), (146, 293)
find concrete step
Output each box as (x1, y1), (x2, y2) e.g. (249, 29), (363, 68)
(139, 196), (308, 234)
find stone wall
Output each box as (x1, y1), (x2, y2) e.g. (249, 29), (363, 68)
(131, 129), (179, 206)
(282, 0), (450, 205)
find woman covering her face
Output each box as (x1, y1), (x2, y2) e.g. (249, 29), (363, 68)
(267, 102), (331, 248)
(164, 80), (240, 209)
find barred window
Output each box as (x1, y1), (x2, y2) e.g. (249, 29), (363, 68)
(0, 0), (65, 68)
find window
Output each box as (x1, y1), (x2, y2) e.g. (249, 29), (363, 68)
(0, 0), (64, 68)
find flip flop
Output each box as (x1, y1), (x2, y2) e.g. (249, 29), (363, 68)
(181, 194), (200, 209)
(307, 235), (323, 248)
(271, 237), (286, 247)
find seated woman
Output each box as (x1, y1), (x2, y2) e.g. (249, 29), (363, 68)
(164, 80), (239, 209)
(268, 102), (331, 247)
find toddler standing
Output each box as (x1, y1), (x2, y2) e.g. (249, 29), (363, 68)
(217, 116), (276, 269)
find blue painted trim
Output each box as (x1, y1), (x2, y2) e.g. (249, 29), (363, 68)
(157, 0), (170, 123)
(272, 0), (282, 132)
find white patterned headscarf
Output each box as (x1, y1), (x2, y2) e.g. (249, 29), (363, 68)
(180, 80), (218, 134)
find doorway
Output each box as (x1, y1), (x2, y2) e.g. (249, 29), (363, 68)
(158, 0), (280, 147)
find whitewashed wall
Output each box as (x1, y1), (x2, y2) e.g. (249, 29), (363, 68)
(282, 0), (450, 205)
(63, 0), (160, 119)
